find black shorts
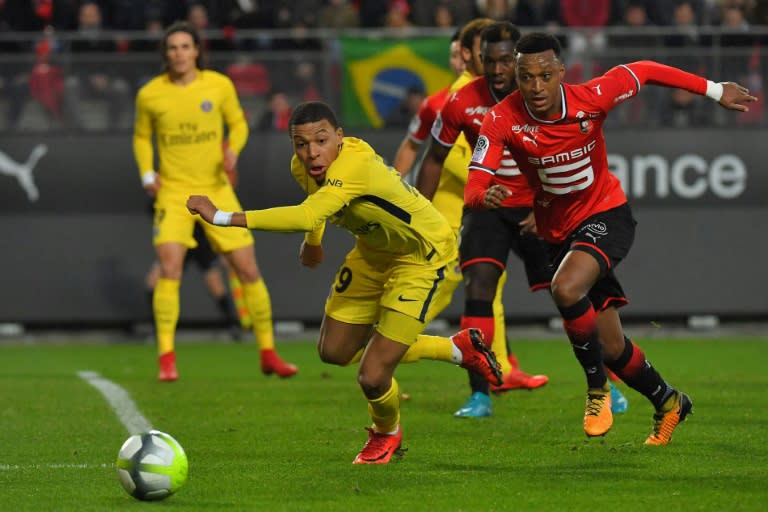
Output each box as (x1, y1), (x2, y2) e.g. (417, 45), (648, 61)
(460, 207), (554, 291)
(549, 203), (637, 311)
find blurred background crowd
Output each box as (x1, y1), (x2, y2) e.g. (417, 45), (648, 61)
(0, 0), (765, 132)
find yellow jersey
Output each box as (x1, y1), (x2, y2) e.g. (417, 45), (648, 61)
(133, 70), (248, 190)
(244, 137), (455, 265)
(431, 70), (475, 231)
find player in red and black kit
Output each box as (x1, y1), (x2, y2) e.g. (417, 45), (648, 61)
(423, 22), (551, 417)
(469, 32), (756, 444)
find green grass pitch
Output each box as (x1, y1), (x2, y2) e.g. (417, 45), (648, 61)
(1, 336), (767, 511)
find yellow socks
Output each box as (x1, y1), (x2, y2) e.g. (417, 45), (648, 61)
(153, 278), (180, 355)
(491, 271), (511, 374)
(228, 270), (253, 330)
(401, 334), (455, 363)
(367, 378), (400, 433)
(241, 279), (275, 350)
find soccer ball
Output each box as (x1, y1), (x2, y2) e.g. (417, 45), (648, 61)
(116, 430), (188, 501)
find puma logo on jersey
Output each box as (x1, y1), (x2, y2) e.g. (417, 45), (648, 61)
(522, 135), (537, 146)
(490, 111), (501, 122)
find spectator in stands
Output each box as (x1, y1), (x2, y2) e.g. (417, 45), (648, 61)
(63, 1), (130, 130)
(608, 2), (660, 56)
(605, 2), (661, 126)
(655, 0), (711, 26)
(476, 0), (514, 21)
(433, 3), (455, 28)
(293, 60), (322, 101)
(411, 0), (476, 27)
(515, 0), (561, 27)
(558, 0), (610, 54)
(187, 3), (232, 52)
(384, 0), (414, 31)
(358, 0), (390, 27)
(660, 87), (712, 127)
(257, 90), (293, 131)
(385, 85), (425, 128)
(318, 0), (360, 29)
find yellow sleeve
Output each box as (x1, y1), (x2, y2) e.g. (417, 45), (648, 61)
(304, 221), (326, 246)
(132, 89), (154, 178)
(220, 77), (248, 155)
(244, 188), (347, 233)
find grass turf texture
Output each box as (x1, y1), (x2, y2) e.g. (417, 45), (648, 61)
(1, 337), (766, 511)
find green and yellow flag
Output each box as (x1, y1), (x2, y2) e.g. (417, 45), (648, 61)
(340, 36), (453, 128)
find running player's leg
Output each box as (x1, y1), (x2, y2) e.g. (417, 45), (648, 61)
(207, 184), (297, 377)
(598, 305), (691, 444)
(190, 224), (240, 334)
(224, 245), (298, 377)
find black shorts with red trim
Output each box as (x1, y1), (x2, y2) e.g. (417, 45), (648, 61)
(549, 203), (637, 311)
(460, 206), (554, 291)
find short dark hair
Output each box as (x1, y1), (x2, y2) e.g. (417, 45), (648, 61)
(289, 101), (339, 131)
(481, 21), (521, 46)
(515, 32), (562, 58)
(161, 21), (204, 70)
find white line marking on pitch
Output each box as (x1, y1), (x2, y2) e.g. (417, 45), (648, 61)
(2, 373), (150, 472)
(77, 370), (153, 434)
(0, 463), (114, 471)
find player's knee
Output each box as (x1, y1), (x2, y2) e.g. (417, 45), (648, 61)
(317, 343), (352, 366)
(464, 275), (498, 301)
(550, 278), (585, 308)
(357, 371), (387, 399)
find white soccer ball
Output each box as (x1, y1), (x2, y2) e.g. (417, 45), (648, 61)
(116, 430), (188, 501)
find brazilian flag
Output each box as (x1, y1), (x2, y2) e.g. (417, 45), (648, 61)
(340, 36), (453, 128)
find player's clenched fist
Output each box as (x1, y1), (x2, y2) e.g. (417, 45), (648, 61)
(300, 241), (324, 268)
(187, 195), (218, 223)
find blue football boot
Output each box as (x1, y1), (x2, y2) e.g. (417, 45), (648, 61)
(610, 382), (629, 414)
(453, 391), (492, 418)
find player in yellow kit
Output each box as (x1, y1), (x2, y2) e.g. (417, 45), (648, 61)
(187, 101), (503, 464)
(132, 22), (296, 381)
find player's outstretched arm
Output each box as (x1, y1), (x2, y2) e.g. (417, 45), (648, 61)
(187, 195), (247, 227)
(717, 82), (758, 112)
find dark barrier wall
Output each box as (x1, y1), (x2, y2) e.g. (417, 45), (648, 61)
(1, 130), (766, 325)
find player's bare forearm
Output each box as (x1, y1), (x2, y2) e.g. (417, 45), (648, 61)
(719, 82), (758, 112)
(299, 240), (323, 268)
(393, 138), (419, 176)
(416, 142), (448, 200)
(186, 195), (247, 227)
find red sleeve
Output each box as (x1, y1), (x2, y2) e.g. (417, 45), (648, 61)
(464, 169), (493, 208)
(465, 110), (507, 207)
(408, 96), (436, 144)
(581, 61), (709, 114)
(431, 92), (463, 147)
(623, 60), (707, 95)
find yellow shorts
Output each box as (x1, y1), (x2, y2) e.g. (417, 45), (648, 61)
(420, 254), (462, 324)
(153, 183), (254, 253)
(325, 244), (456, 344)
